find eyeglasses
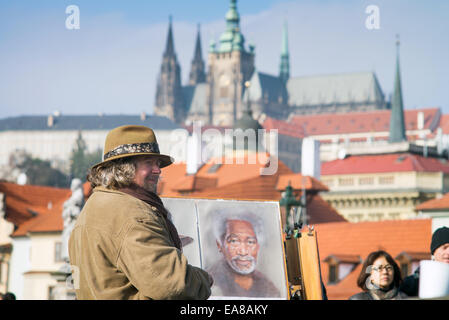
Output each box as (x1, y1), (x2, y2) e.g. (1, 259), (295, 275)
(371, 265), (394, 272)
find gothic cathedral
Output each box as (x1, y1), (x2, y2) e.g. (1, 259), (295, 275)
(154, 0), (388, 126)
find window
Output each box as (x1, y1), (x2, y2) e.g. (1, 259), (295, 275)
(348, 214), (364, 223)
(379, 176), (394, 185)
(219, 74), (230, 98)
(359, 177), (374, 185)
(329, 265), (338, 284)
(322, 179), (334, 187)
(388, 212), (400, 220)
(219, 87), (229, 98)
(55, 242), (63, 263)
(338, 178), (354, 186)
(368, 213), (384, 221)
(48, 286), (56, 300)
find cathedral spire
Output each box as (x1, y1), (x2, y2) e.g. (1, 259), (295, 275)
(389, 35), (406, 143)
(154, 16), (185, 124)
(189, 24), (206, 85)
(193, 24), (203, 62)
(279, 20), (290, 83)
(164, 15), (175, 57)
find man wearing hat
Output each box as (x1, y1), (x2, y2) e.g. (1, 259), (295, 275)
(68, 125), (213, 299)
(400, 226), (449, 296)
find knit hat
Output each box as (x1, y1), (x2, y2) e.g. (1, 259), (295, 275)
(431, 227), (449, 255)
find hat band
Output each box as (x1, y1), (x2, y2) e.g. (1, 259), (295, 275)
(103, 142), (160, 160)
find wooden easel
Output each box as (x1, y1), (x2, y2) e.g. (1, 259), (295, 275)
(279, 183), (324, 300)
(284, 227), (323, 300)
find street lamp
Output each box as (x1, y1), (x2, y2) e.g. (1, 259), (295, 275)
(279, 182), (303, 238)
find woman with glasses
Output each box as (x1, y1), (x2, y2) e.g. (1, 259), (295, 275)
(349, 250), (408, 300)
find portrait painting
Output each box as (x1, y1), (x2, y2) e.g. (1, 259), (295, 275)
(161, 197), (288, 299)
(196, 199), (288, 300)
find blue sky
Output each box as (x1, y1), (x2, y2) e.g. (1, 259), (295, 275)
(0, 0), (448, 119)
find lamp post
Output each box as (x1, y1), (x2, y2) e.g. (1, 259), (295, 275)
(279, 182), (303, 238)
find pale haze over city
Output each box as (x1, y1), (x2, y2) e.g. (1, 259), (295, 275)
(0, 0), (447, 119)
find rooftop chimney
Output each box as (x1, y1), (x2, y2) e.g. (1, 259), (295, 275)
(47, 115), (54, 127)
(417, 111), (424, 130)
(301, 138), (321, 179)
(186, 126), (204, 175)
(17, 172), (27, 185)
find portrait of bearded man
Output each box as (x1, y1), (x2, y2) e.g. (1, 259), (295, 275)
(206, 210), (280, 298)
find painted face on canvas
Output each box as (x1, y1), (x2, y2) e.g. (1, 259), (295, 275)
(218, 219), (260, 275)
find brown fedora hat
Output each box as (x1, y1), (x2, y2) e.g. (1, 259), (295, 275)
(92, 125), (173, 168)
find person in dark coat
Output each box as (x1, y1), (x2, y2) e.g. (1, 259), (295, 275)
(349, 250), (408, 300)
(0, 292), (16, 300)
(400, 226), (449, 297)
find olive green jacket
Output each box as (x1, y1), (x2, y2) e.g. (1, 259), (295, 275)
(68, 187), (211, 300)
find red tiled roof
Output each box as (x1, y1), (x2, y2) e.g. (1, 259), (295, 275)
(172, 175), (218, 192)
(324, 254), (362, 264)
(289, 108), (440, 137)
(160, 154), (293, 201)
(303, 195), (347, 224)
(321, 153), (449, 175)
(159, 155), (346, 224)
(276, 174), (329, 192)
(395, 251), (430, 261)
(0, 181), (71, 228)
(262, 116), (305, 138)
(416, 192), (449, 211)
(160, 154), (289, 197)
(438, 114), (449, 135)
(315, 219), (432, 299)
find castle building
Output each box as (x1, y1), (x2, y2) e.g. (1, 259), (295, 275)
(154, 0), (389, 126)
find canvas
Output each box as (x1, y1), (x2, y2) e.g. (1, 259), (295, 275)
(161, 197), (202, 267)
(161, 197), (288, 300)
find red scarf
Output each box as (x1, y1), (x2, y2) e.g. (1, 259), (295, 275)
(119, 184), (182, 250)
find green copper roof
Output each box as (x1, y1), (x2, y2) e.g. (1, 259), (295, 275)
(281, 21), (289, 56)
(218, 0), (248, 53)
(225, 0), (239, 22)
(232, 29), (244, 51)
(389, 36), (406, 143)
